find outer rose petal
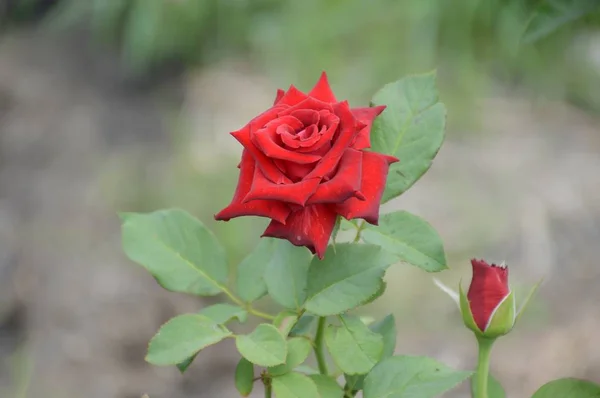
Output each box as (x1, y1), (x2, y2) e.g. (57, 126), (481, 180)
(277, 85), (309, 106)
(273, 89), (285, 105)
(304, 101), (359, 180)
(467, 259), (510, 332)
(334, 151), (398, 224)
(308, 72), (337, 103)
(215, 150), (291, 223)
(244, 165), (321, 206)
(306, 148), (365, 204)
(262, 204), (337, 259)
(350, 105), (386, 150)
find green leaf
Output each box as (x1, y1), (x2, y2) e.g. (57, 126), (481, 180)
(264, 240), (312, 309)
(237, 238), (278, 303)
(236, 324), (287, 367)
(309, 374), (344, 398)
(304, 244), (396, 316)
(289, 314), (316, 337)
(370, 71), (446, 203)
(273, 311), (300, 337)
(199, 303), (248, 324)
(121, 209), (228, 296)
(146, 314), (231, 366)
(176, 355), (196, 373)
(235, 357), (254, 397)
(522, 0), (600, 44)
(325, 315), (383, 375)
(531, 378), (600, 398)
(269, 337), (313, 376)
(344, 314), (397, 391)
(363, 355), (472, 398)
(361, 211), (447, 272)
(272, 372), (320, 398)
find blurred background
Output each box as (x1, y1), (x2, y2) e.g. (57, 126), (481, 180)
(1, 0), (600, 397)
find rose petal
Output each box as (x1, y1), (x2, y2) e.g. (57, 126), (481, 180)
(307, 148), (365, 204)
(296, 113), (339, 153)
(279, 97), (333, 116)
(334, 151), (398, 224)
(274, 160), (314, 181)
(231, 128), (292, 184)
(290, 109), (320, 126)
(277, 85), (308, 106)
(244, 166), (321, 206)
(273, 89), (285, 105)
(252, 127), (322, 164)
(308, 72), (337, 103)
(350, 105), (386, 150)
(303, 101), (358, 179)
(262, 204), (337, 259)
(215, 150), (291, 223)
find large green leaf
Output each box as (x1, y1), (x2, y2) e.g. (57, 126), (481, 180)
(363, 355), (472, 398)
(146, 314), (231, 366)
(235, 358), (254, 397)
(531, 378), (600, 398)
(304, 244), (396, 316)
(370, 71), (446, 203)
(269, 337), (313, 376)
(199, 303), (248, 324)
(309, 375), (344, 398)
(236, 324), (287, 367)
(522, 0), (600, 44)
(325, 315), (383, 375)
(264, 240), (312, 309)
(120, 209), (228, 296)
(361, 211), (447, 272)
(236, 238), (278, 303)
(272, 372), (320, 398)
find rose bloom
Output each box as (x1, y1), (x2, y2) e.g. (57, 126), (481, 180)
(467, 259), (510, 332)
(215, 73), (398, 258)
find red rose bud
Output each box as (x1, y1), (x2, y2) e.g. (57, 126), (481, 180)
(215, 72), (398, 259)
(459, 259), (515, 338)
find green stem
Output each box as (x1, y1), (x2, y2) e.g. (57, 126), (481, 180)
(474, 337), (495, 398)
(222, 288), (276, 321)
(314, 317), (329, 375)
(353, 221), (365, 243)
(264, 382), (272, 398)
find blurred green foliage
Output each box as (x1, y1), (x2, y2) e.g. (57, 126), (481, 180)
(1, 0), (597, 116)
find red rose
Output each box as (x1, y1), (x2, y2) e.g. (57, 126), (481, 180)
(467, 259), (510, 332)
(215, 72), (398, 258)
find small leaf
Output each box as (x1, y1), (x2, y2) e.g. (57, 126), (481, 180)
(344, 314), (397, 391)
(515, 278), (543, 325)
(199, 303), (248, 324)
(235, 357), (254, 397)
(237, 238), (278, 303)
(361, 211), (447, 272)
(264, 240), (312, 309)
(236, 324), (287, 367)
(146, 314), (231, 366)
(289, 314), (316, 337)
(294, 365), (320, 375)
(305, 244), (396, 316)
(176, 355), (196, 373)
(370, 71), (446, 203)
(272, 372), (320, 398)
(325, 315), (383, 375)
(121, 209), (228, 296)
(363, 355), (472, 398)
(531, 378), (600, 398)
(269, 337), (313, 376)
(309, 374), (344, 398)
(273, 311), (300, 337)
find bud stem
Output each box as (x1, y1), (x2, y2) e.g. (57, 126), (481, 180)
(474, 336), (495, 398)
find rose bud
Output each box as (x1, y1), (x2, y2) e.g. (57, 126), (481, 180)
(215, 72), (398, 259)
(434, 259), (542, 339)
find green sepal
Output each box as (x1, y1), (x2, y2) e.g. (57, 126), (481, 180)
(458, 281), (482, 337)
(514, 278), (543, 326)
(484, 291), (515, 337)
